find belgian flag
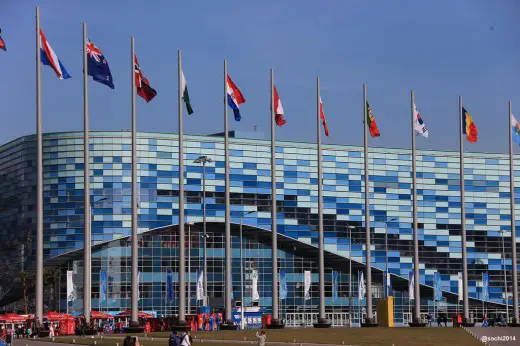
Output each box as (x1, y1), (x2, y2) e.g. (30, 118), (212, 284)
(462, 107), (478, 142)
(0, 28), (6, 52)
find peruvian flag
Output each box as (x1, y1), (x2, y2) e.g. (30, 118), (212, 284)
(274, 86), (286, 126)
(319, 97), (330, 136)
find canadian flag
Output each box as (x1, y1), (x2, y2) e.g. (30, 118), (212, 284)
(274, 86), (286, 126)
(320, 97), (330, 136)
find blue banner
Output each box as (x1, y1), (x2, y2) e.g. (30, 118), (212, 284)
(166, 269), (174, 301)
(232, 308), (264, 330)
(280, 270), (287, 300)
(100, 270), (107, 302)
(333, 271), (339, 301)
(433, 272), (442, 301)
(482, 272), (489, 301)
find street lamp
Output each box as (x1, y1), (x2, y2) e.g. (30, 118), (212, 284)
(239, 210), (256, 330)
(383, 218), (397, 297)
(187, 221), (195, 314)
(501, 230), (509, 322)
(194, 155), (213, 306)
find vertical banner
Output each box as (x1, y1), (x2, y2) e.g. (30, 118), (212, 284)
(333, 271), (339, 301)
(252, 269), (260, 301)
(67, 270), (74, 302)
(358, 271), (366, 298)
(100, 270), (107, 303)
(196, 269), (204, 301)
(457, 272), (463, 301)
(433, 271), (442, 301)
(482, 272), (489, 301)
(280, 270), (287, 300)
(304, 270), (311, 300)
(137, 271), (141, 301)
(383, 271), (393, 297)
(408, 270), (414, 301)
(166, 269), (174, 301)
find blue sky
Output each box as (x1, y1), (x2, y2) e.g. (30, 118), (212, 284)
(0, 0), (519, 153)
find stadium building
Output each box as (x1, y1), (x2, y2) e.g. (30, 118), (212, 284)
(0, 130), (515, 325)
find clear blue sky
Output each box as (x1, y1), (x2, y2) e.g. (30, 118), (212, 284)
(1, 0), (519, 153)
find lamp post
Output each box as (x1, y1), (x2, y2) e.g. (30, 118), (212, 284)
(187, 221), (194, 313)
(383, 218), (397, 297)
(346, 225), (356, 327)
(501, 230), (509, 321)
(240, 211), (256, 330)
(194, 155), (212, 306)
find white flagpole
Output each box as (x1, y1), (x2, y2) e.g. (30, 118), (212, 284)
(411, 90), (421, 323)
(178, 49), (186, 324)
(459, 96), (469, 322)
(363, 84), (373, 324)
(509, 101), (519, 323)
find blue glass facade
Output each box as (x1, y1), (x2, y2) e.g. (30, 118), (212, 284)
(0, 131), (516, 319)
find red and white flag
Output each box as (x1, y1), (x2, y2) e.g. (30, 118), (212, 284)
(319, 97), (330, 136)
(274, 86), (286, 126)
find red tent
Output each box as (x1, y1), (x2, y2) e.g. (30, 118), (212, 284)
(116, 310), (153, 318)
(0, 313), (27, 323)
(42, 311), (74, 321)
(89, 310), (114, 319)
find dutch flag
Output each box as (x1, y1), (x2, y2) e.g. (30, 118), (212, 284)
(226, 75), (245, 121)
(40, 29), (71, 80)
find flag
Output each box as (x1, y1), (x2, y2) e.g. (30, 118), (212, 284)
(0, 28), (6, 51)
(457, 272), (463, 301)
(252, 269), (260, 301)
(137, 271), (141, 301)
(462, 107), (478, 142)
(181, 70), (193, 115)
(274, 86), (286, 126)
(320, 97), (330, 136)
(408, 270), (414, 301)
(433, 271), (442, 301)
(358, 271), (366, 298)
(66, 270), (74, 302)
(482, 272), (489, 301)
(134, 55), (156, 102)
(512, 114), (520, 144)
(166, 269), (174, 301)
(414, 102), (428, 137)
(226, 75), (246, 121)
(304, 271), (311, 300)
(39, 29), (71, 79)
(196, 270), (204, 301)
(100, 270), (107, 302)
(86, 39), (114, 89)
(280, 270), (287, 300)
(365, 101), (380, 138)
(384, 271), (393, 297)
(333, 271), (339, 301)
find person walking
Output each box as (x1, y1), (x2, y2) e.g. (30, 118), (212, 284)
(180, 331), (191, 346)
(426, 313), (432, 327)
(168, 331), (180, 346)
(255, 331), (266, 346)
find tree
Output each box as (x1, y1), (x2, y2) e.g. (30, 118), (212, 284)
(19, 270), (35, 314)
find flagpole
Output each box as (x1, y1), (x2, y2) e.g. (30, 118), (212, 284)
(177, 49), (187, 325)
(411, 90), (421, 324)
(459, 96), (469, 323)
(130, 36), (139, 326)
(223, 59), (235, 328)
(316, 76), (329, 328)
(363, 83), (373, 325)
(270, 68), (281, 327)
(82, 21), (92, 324)
(509, 101), (519, 324)
(35, 5), (44, 324)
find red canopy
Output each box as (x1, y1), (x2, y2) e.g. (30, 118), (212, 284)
(0, 313), (27, 323)
(89, 310), (114, 319)
(116, 310), (153, 318)
(43, 311), (75, 321)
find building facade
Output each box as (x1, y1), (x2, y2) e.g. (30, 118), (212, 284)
(0, 131), (516, 323)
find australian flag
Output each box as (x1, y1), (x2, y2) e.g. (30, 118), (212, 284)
(86, 39), (114, 89)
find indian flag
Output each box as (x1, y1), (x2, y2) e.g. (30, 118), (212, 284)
(181, 70), (194, 115)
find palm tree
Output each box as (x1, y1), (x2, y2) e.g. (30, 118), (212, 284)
(19, 270), (34, 314)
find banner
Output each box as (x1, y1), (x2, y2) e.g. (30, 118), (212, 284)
(482, 272), (489, 301)
(166, 269), (174, 301)
(137, 271), (141, 301)
(358, 271), (366, 298)
(304, 271), (311, 300)
(408, 270), (414, 301)
(252, 269), (260, 301)
(66, 270), (74, 302)
(433, 271), (442, 301)
(333, 271), (339, 301)
(457, 272), (463, 301)
(100, 270), (107, 302)
(280, 270), (287, 300)
(383, 271), (392, 297)
(196, 269), (204, 301)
